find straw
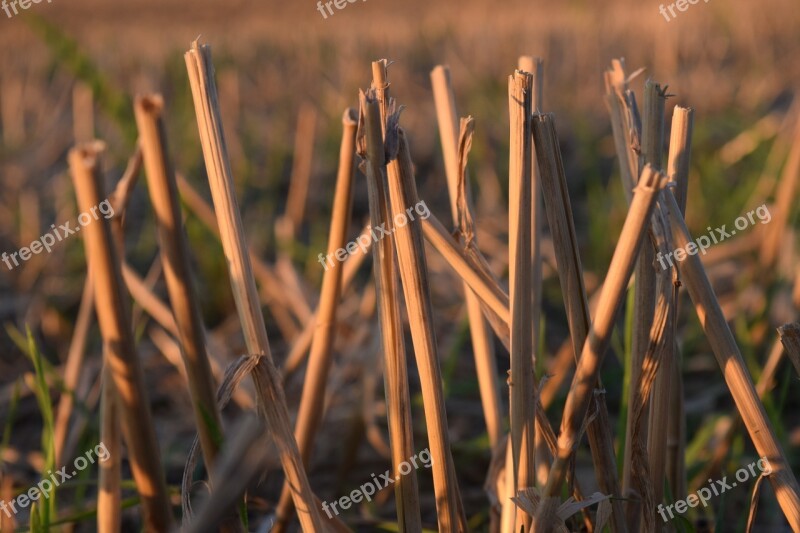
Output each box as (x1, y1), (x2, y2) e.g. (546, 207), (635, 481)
(273, 108), (358, 531)
(691, 337), (788, 488)
(534, 165), (666, 533)
(533, 112), (627, 533)
(185, 39), (323, 530)
(97, 364), (121, 533)
(663, 190), (800, 530)
(662, 105), (693, 506)
(638, 79), (668, 528)
(382, 93), (467, 529)
(54, 147), (142, 466)
(518, 54), (550, 489)
(507, 69), (535, 532)
(431, 64), (502, 450)
(421, 214), (510, 327)
(69, 141), (172, 531)
(135, 94), (224, 481)
(360, 89), (422, 532)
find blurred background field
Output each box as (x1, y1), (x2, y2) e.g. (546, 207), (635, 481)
(0, 0), (799, 530)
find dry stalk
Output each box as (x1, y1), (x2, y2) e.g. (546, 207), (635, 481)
(604, 59), (643, 204)
(185, 39), (324, 531)
(121, 262), (178, 332)
(532, 112), (627, 533)
(418, 200), (577, 484)
(691, 337), (788, 488)
(68, 142), (172, 531)
(384, 114), (467, 530)
(98, 145), (149, 533)
(507, 70), (535, 533)
(54, 147), (143, 466)
(626, 184), (676, 533)
(421, 214), (510, 327)
(97, 363), (121, 533)
(431, 65), (502, 450)
(534, 165), (666, 533)
(639, 80), (669, 529)
(663, 190), (800, 530)
(669, 107), (694, 214)
(627, 268), (673, 533)
(430, 66), (461, 217)
(273, 109), (358, 531)
(518, 55), (550, 490)
(664, 105), (693, 504)
(135, 95), (224, 481)
(371, 59), (391, 132)
(604, 68), (648, 529)
(359, 91), (422, 531)
(640, 79), (667, 171)
(418, 203), (576, 521)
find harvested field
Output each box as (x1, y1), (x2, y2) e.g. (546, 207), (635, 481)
(1, 0), (799, 531)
